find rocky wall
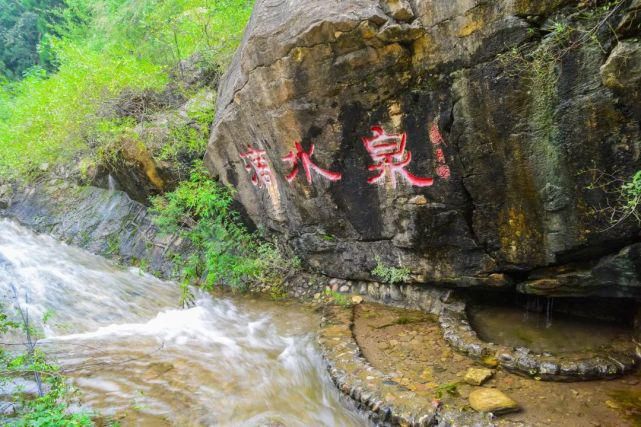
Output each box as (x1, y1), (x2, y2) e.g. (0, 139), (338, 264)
(206, 0), (641, 298)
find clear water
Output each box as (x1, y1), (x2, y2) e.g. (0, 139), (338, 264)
(468, 303), (633, 354)
(0, 219), (366, 426)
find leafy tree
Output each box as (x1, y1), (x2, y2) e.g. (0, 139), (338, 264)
(0, 0), (66, 79)
(0, 0), (254, 179)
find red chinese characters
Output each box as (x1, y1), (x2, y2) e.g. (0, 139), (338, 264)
(429, 123), (450, 180)
(240, 146), (272, 188)
(282, 141), (342, 184)
(362, 126), (434, 188)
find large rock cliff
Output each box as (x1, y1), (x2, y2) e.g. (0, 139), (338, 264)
(205, 0), (641, 298)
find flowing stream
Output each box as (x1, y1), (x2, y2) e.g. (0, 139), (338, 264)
(0, 219), (367, 426)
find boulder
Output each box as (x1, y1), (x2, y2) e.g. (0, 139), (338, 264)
(205, 0), (641, 295)
(381, 0), (414, 22)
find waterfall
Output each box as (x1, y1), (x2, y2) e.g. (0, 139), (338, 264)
(107, 174), (117, 192)
(0, 219), (365, 426)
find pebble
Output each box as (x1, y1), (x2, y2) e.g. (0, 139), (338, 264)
(351, 295), (363, 304)
(605, 400), (621, 409)
(408, 195), (428, 205)
(468, 388), (519, 415)
(464, 368), (494, 386)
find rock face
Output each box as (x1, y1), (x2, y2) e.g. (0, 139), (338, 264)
(1, 181), (184, 278)
(205, 0), (641, 298)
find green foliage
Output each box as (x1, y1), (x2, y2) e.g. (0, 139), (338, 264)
(151, 164), (299, 301)
(268, 281), (288, 301)
(0, 45), (166, 179)
(152, 94), (215, 178)
(434, 381), (459, 399)
(584, 168), (641, 229)
(621, 171), (641, 220)
(0, 0), (66, 79)
(5, 371), (92, 427)
(60, 0), (254, 71)
(105, 234), (121, 255)
(0, 0), (254, 179)
(323, 289), (352, 307)
(158, 123), (209, 165)
(371, 256), (411, 284)
(0, 306), (93, 426)
(0, 306), (19, 333)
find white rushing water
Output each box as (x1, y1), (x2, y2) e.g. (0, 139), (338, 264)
(0, 219), (366, 426)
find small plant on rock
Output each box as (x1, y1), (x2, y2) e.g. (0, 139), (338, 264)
(372, 256), (411, 284)
(434, 381), (460, 399)
(584, 168), (641, 230)
(323, 289), (352, 307)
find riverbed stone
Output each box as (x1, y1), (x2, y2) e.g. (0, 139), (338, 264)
(464, 368), (494, 386)
(468, 388), (519, 414)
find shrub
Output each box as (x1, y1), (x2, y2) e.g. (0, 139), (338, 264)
(584, 168), (641, 229)
(0, 304), (93, 426)
(0, 0), (254, 180)
(150, 163), (299, 303)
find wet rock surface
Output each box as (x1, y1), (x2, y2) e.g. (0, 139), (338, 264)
(0, 180), (182, 278)
(0, 184), (12, 209)
(206, 0), (641, 299)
